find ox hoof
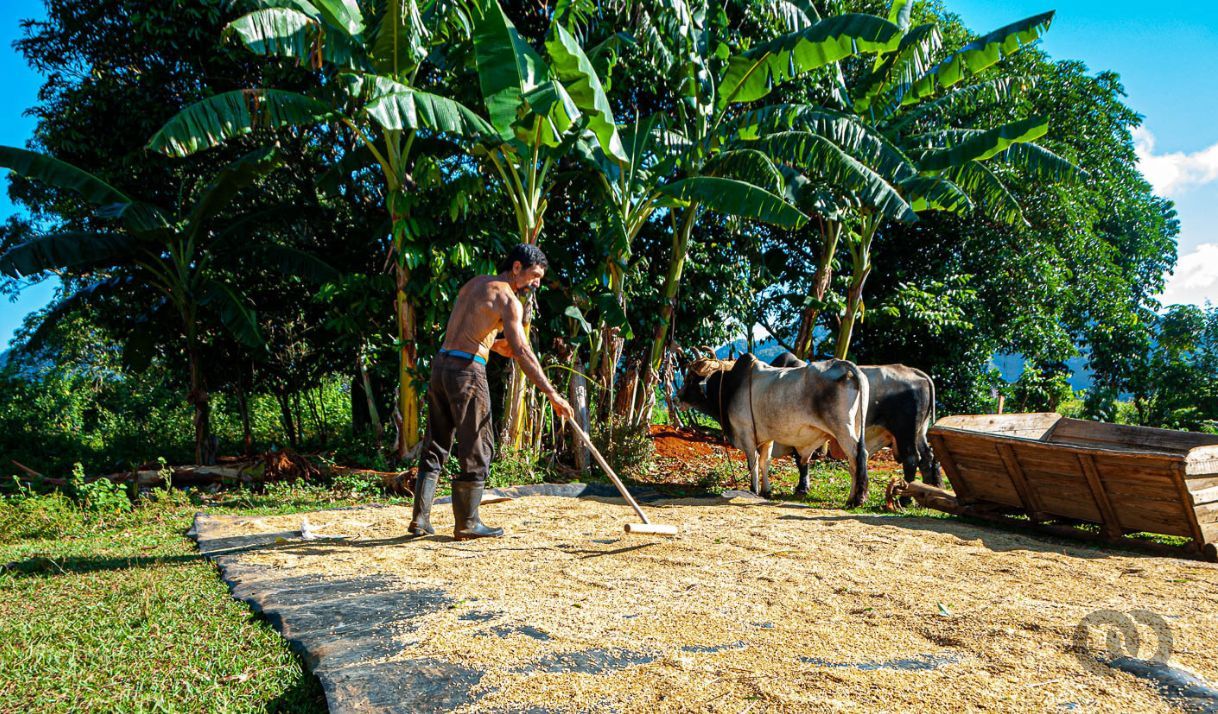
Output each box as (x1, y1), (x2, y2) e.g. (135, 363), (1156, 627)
(794, 487), (809, 497)
(760, 489), (773, 501)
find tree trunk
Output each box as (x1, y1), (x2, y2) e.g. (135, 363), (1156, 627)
(643, 207), (697, 421)
(236, 379), (253, 456)
(277, 392), (298, 449)
(834, 217), (878, 361)
(357, 342), (384, 448)
(394, 266), (421, 460)
(795, 220), (842, 359)
(501, 293), (536, 451)
(569, 356), (591, 474)
(186, 342), (215, 466)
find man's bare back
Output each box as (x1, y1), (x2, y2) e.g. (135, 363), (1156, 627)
(441, 263), (573, 421)
(441, 274), (509, 361)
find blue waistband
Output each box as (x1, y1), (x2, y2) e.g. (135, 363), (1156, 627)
(439, 348), (487, 365)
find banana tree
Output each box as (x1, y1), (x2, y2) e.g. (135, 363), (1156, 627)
(148, 0), (494, 460)
(0, 146), (334, 464)
(464, 1), (609, 449)
(625, 0), (907, 419)
(752, 2), (1077, 359)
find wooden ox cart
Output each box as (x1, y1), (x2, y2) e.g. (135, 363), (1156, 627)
(890, 413), (1218, 561)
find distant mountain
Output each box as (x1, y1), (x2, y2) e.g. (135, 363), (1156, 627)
(990, 353), (1095, 391)
(716, 339), (1098, 391)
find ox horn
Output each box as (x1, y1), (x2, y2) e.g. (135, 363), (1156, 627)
(698, 345), (716, 359)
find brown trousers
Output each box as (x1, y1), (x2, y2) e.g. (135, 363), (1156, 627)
(417, 353), (494, 484)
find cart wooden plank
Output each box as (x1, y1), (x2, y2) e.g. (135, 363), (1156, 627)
(928, 413), (1217, 559)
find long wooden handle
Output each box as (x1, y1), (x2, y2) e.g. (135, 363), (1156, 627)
(566, 420), (651, 525)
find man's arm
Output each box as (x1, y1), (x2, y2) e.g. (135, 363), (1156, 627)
(490, 336), (513, 358)
(499, 296), (573, 419)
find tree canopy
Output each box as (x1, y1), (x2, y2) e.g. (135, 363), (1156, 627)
(0, 0), (1201, 478)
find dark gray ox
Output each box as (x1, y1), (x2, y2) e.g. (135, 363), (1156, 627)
(770, 351), (941, 495)
(677, 353), (871, 507)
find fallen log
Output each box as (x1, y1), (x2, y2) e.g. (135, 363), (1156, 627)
(10, 460), (45, 481)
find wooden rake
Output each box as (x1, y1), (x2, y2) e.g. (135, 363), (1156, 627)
(565, 419), (678, 536)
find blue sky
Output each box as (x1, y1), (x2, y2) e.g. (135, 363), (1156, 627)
(0, 0), (53, 349)
(2, 2), (1218, 349)
(950, 1), (1218, 307)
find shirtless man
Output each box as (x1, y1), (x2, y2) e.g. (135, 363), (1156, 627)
(409, 244), (574, 540)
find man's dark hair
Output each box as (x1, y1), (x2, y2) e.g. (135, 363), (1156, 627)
(499, 243), (548, 273)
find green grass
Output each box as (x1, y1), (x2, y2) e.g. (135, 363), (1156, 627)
(0, 483), (402, 713)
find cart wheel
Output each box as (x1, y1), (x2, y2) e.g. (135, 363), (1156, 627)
(1204, 543), (1218, 564)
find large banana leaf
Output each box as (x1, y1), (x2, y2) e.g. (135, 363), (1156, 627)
(255, 244), (341, 283)
(360, 79), (496, 137)
(760, 131), (916, 222)
(513, 80), (581, 147)
(658, 176), (808, 228)
(733, 104), (917, 185)
(949, 160), (1024, 225)
(94, 201), (173, 236)
(546, 24), (627, 163)
(718, 14), (901, 106)
(779, 165), (847, 219)
(186, 147), (282, 241)
(309, 0), (365, 38)
(887, 76), (1033, 134)
(472, 0), (549, 140)
(886, 0), (912, 31)
(917, 116), (1048, 172)
(0, 232), (144, 278)
(225, 8), (365, 70)
(899, 175), (971, 214)
(0, 146), (133, 206)
(148, 89), (336, 157)
(199, 279), (264, 348)
(993, 142), (1088, 183)
(702, 149), (784, 193)
(755, 0), (816, 33)
(370, 0), (427, 76)
(904, 11), (1053, 104)
(852, 22), (941, 113)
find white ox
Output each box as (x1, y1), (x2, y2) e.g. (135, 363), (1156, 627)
(677, 354), (871, 507)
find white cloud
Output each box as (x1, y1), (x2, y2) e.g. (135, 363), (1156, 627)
(1160, 242), (1218, 307)
(1133, 127), (1218, 197)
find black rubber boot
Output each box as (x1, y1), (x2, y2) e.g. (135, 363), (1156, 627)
(408, 471), (438, 536)
(452, 481), (504, 540)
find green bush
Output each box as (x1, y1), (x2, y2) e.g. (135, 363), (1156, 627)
(68, 462), (131, 514)
(0, 481), (79, 543)
(330, 471), (386, 499)
(487, 448), (547, 488)
(591, 414), (654, 482)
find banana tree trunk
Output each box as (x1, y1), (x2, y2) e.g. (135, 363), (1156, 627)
(387, 182), (423, 461)
(501, 293), (535, 451)
(394, 266), (422, 459)
(794, 220), (842, 360)
(834, 217), (878, 361)
(357, 341), (384, 448)
(187, 342), (214, 466)
(644, 207), (697, 413)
